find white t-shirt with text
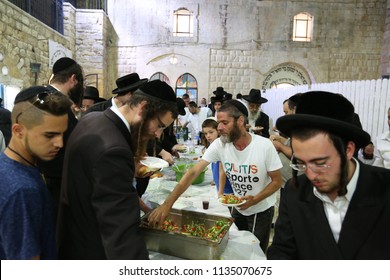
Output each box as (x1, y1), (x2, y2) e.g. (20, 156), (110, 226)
(202, 133), (282, 215)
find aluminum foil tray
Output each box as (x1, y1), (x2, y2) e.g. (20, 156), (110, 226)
(140, 209), (233, 260)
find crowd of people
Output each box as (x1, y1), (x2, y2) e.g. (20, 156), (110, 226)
(0, 57), (389, 260)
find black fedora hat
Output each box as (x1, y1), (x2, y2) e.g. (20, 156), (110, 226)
(213, 86), (227, 97)
(84, 86), (106, 102)
(112, 73), (148, 95)
(137, 80), (176, 103)
(243, 89), (268, 104)
(276, 91), (371, 148)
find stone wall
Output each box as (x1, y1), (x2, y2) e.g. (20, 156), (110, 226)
(380, 0), (390, 76)
(0, 1), (116, 100)
(106, 0), (387, 100)
(1, 0), (389, 103)
(0, 0), (69, 88)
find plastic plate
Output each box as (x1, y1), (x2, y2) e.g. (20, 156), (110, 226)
(140, 157), (169, 170)
(218, 197), (246, 207)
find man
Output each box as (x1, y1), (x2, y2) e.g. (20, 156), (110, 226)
(80, 86), (106, 114)
(177, 93), (190, 127)
(243, 89), (270, 138)
(57, 80), (178, 260)
(211, 95), (224, 118)
(270, 93), (301, 183)
(358, 141), (375, 165)
(149, 100), (283, 253)
(0, 97), (12, 146)
(373, 107), (390, 168)
(182, 101), (212, 134)
(0, 86), (72, 259)
(87, 72), (148, 113)
(39, 57), (84, 220)
(267, 91), (390, 259)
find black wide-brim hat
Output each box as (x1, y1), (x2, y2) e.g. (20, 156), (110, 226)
(276, 91), (371, 148)
(83, 86), (106, 102)
(112, 73), (148, 95)
(213, 86), (227, 97)
(243, 89), (268, 104)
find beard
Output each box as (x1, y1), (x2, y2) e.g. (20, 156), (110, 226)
(68, 82), (84, 106)
(220, 121), (241, 144)
(248, 110), (260, 121)
(363, 150), (374, 159)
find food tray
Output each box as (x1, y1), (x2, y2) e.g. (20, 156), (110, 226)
(140, 209), (233, 260)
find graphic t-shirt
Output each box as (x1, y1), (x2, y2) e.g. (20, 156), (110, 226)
(0, 153), (56, 259)
(202, 133), (282, 215)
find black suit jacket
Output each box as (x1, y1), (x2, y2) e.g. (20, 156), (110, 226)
(267, 163), (390, 259)
(255, 111), (270, 138)
(57, 109), (149, 260)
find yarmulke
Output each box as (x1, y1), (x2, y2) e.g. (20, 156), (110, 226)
(14, 86), (57, 104)
(138, 80), (176, 103)
(53, 57), (77, 74)
(225, 99), (248, 117)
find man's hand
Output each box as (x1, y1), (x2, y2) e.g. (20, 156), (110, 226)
(238, 195), (256, 210)
(159, 149), (174, 165)
(147, 203), (172, 226)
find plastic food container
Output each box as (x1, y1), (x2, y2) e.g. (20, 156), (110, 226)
(172, 163), (207, 184)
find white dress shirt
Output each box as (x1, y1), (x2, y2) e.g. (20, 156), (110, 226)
(313, 158), (359, 242)
(373, 131), (390, 169)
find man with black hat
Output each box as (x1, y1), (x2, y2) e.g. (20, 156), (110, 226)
(80, 86), (106, 114)
(243, 88), (270, 138)
(149, 99), (283, 253)
(39, 57), (84, 221)
(267, 91), (390, 260)
(57, 80), (178, 260)
(0, 86), (72, 259)
(86, 73), (148, 113)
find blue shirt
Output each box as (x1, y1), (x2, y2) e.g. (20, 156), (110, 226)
(212, 161), (233, 194)
(0, 153), (56, 259)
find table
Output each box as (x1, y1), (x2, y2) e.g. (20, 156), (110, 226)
(142, 168), (267, 260)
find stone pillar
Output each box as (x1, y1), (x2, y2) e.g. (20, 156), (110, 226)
(380, 0), (390, 77)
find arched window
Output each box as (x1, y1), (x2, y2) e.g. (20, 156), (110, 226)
(293, 12), (313, 42)
(150, 72), (171, 85)
(176, 73), (198, 103)
(173, 8), (193, 37)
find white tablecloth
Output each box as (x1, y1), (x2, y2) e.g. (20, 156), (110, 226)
(142, 171), (266, 260)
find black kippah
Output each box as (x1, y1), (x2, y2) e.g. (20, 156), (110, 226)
(53, 57), (77, 74)
(14, 86), (56, 104)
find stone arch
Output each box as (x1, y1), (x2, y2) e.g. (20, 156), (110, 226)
(261, 62), (312, 89)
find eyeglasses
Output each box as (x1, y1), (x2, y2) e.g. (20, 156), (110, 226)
(16, 91), (53, 124)
(156, 116), (167, 131)
(289, 155), (331, 173)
